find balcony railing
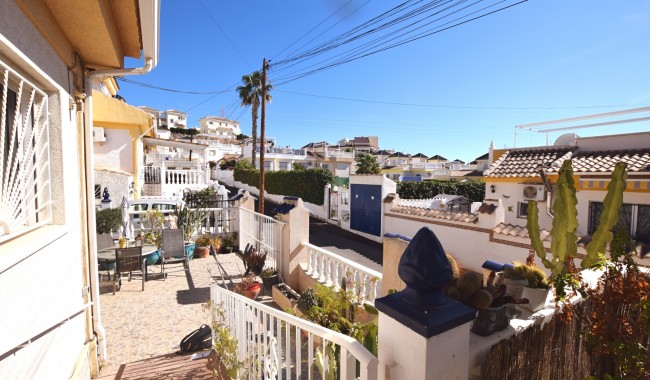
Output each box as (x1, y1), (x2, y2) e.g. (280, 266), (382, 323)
(301, 242), (382, 302)
(238, 207), (285, 272)
(210, 284), (378, 379)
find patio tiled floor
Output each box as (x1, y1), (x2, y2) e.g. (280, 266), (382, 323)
(97, 252), (251, 376)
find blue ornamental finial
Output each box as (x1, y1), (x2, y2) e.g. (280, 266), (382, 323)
(398, 227), (453, 308)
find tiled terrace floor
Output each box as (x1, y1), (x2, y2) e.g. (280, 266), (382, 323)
(96, 252), (255, 378)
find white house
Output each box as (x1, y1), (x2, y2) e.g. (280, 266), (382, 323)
(484, 131), (650, 246)
(0, 1), (159, 378)
(199, 115), (241, 138)
(160, 109), (186, 129)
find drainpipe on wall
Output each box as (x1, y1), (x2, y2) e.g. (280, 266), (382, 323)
(83, 58), (155, 360)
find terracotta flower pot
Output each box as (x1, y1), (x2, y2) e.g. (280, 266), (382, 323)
(194, 245), (210, 258)
(240, 282), (261, 299)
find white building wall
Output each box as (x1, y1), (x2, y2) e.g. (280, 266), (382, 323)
(93, 129), (133, 174)
(0, 4), (91, 377)
(383, 214), (532, 273)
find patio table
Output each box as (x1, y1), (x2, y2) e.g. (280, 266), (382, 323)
(97, 244), (160, 276)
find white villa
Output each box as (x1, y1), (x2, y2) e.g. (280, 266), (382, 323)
(199, 115), (241, 137)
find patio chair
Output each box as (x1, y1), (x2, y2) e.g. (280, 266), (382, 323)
(113, 246), (146, 294)
(96, 233), (115, 280)
(160, 228), (189, 280)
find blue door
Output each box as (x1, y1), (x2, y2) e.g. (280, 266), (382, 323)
(350, 184), (382, 236)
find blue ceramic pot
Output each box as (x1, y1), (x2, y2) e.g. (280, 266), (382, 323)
(145, 250), (161, 265)
(185, 243), (195, 260)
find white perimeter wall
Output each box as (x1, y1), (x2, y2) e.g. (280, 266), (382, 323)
(384, 215), (530, 273)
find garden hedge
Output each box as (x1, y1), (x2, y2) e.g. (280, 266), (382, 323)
(234, 168), (333, 205)
(397, 180), (485, 203)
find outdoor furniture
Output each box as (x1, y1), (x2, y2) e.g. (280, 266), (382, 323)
(96, 233), (115, 279)
(113, 246), (146, 295)
(160, 228), (189, 279)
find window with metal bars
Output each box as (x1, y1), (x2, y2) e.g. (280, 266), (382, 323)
(588, 202), (650, 245)
(0, 59), (52, 241)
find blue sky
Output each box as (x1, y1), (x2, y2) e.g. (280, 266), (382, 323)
(120, 0), (650, 162)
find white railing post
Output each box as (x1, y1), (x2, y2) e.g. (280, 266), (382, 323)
(376, 227), (475, 380)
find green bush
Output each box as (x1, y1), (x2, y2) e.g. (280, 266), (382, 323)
(234, 167), (333, 205)
(96, 208), (122, 234)
(397, 180), (485, 202)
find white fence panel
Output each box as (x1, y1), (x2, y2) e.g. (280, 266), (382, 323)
(211, 284), (379, 380)
(301, 242), (382, 303)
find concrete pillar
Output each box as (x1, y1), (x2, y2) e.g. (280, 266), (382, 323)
(375, 227), (475, 380)
(275, 196), (309, 289)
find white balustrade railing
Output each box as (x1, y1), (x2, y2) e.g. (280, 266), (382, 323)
(164, 169), (205, 185)
(301, 242), (382, 303)
(238, 207), (285, 272)
(211, 284), (379, 380)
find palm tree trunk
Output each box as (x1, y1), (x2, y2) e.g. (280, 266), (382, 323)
(251, 96), (258, 168)
(259, 59), (268, 215)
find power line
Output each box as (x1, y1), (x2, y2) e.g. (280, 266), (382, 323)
(272, 0), (373, 62)
(271, 0), (529, 86)
(275, 90), (634, 110)
(197, 0), (253, 70)
(117, 77), (231, 95)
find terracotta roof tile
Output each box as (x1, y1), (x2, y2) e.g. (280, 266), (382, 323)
(548, 148), (650, 173)
(388, 205), (478, 223)
(485, 148), (574, 178)
(492, 223), (552, 242)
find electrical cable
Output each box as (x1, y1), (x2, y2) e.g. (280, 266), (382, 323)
(197, 0), (253, 70)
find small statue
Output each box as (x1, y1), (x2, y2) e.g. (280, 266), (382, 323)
(102, 187), (111, 202)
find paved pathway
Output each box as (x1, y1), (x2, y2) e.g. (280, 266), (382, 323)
(98, 252), (249, 371)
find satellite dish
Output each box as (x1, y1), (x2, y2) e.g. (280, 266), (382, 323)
(554, 133), (577, 146)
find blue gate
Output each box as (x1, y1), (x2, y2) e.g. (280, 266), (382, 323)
(350, 184), (382, 236)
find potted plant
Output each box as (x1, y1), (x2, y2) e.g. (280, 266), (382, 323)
(500, 265), (528, 299)
(260, 266), (280, 296)
(234, 274), (261, 300)
(220, 232), (238, 253)
(194, 234), (215, 258)
(174, 205), (208, 243)
(235, 245), (267, 276)
(515, 251), (551, 312)
(272, 283), (300, 312)
(447, 271), (528, 336)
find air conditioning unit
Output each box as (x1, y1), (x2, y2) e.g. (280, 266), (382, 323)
(523, 185), (546, 201)
(92, 127), (106, 143)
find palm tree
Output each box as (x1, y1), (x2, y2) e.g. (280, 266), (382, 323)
(355, 154), (381, 174)
(237, 71), (272, 168)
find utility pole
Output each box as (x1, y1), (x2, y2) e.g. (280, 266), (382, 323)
(259, 58), (268, 215)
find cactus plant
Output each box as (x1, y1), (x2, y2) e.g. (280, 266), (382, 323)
(527, 160), (628, 275)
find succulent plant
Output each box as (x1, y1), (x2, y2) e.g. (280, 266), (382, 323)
(297, 288), (318, 313)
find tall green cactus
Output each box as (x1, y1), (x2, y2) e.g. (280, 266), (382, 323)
(582, 161), (628, 268)
(526, 160), (628, 275)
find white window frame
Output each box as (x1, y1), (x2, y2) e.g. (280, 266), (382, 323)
(0, 58), (52, 242)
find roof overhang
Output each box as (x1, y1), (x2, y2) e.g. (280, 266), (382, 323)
(93, 90), (152, 135)
(143, 136), (209, 151)
(16, 0), (159, 70)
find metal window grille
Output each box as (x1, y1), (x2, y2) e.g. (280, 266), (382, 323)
(0, 59), (52, 241)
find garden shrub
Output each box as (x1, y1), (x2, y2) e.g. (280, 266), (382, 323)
(234, 167), (333, 205)
(397, 180), (485, 202)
